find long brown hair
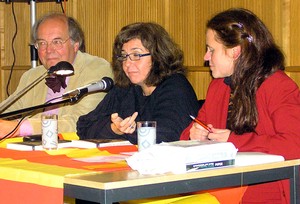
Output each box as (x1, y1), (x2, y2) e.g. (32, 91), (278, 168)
(207, 8), (285, 134)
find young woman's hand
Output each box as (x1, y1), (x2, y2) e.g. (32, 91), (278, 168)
(190, 123), (231, 142)
(189, 122), (212, 141)
(207, 127), (231, 142)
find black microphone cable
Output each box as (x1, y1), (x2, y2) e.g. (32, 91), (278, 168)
(59, 0), (65, 14)
(6, 1), (18, 97)
(5, 0), (66, 98)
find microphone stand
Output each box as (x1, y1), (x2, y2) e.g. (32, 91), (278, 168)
(0, 95), (81, 119)
(0, 61), (75, 114)
(0, 71), (48, 113)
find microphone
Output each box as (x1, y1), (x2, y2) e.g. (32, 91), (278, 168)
(0, 77), (113, 119)
(62, 77), (114, 98)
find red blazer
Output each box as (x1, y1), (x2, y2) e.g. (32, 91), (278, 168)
(181, 70), (300, 203)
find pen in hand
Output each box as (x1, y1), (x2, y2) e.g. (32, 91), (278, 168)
(189, 115), (213, 133)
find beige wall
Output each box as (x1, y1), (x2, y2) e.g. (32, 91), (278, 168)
(0, 0), (299, 101)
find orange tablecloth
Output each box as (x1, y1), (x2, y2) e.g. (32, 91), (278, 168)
(0, 138), (138, 204)
(0, 137), (246, 204)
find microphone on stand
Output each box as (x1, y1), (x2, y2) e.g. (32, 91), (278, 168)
(0, 77), (114, 119)
(0, 61), (74, 114)
(62, 77), (114, 98)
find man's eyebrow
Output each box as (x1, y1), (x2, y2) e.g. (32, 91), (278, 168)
(36, 37), (64, 41)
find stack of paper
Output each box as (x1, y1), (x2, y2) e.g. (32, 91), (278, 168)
(126, 140), (238, 174)
(235, 152), (284, 166)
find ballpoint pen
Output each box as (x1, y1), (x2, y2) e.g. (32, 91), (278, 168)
(189, 115), (213, 133)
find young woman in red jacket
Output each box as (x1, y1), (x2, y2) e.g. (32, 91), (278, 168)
(181, 8), (300, 204)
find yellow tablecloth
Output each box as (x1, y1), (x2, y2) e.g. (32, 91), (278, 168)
(0, 135), (136, 204)
(0, 135), (246, 204)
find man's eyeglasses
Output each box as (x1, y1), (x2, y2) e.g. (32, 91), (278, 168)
(34, 37), (70, 51)
(117, 53), (151, 62)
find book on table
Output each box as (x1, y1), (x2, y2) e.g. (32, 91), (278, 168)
(6, 140), (72, 151)
(126, 140), (238, 174)
(127, 140), (286, 174)
(6, 138), (132, 151)
(160, 140), (237, 171)
(83, 138), (133, 147)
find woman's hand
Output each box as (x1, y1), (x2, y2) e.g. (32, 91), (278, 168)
(189, 122), (211, 141)
(189, 123), (231, 142)
(110, 112), (138, 135)
(207, 127), (231, 142)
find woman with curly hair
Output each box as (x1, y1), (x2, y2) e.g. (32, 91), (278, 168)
(77, 22), (199, 144)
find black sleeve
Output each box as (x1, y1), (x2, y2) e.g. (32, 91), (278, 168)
(76, 74), (199, 145)
(76, 87), (136, 140)
(140, 74), (199, 143)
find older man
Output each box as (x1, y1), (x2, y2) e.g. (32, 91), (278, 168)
(0, 12), (112, 138)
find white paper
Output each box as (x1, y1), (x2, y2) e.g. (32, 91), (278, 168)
(126, 141), (238, 175)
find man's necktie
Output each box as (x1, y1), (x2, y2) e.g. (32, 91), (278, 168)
(45, 76), (67, 93)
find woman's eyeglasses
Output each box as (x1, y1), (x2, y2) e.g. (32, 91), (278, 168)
(117, 53), (151, 62)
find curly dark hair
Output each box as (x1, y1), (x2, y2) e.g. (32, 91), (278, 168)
(31, 12), (85, 52)
(207, 8), (285, 134)
(112, 22), (186, 87)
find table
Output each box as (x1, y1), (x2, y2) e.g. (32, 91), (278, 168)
(64, 159), (300, 204)
(1, 137), (300, 204)
(0, 137), (137, 204)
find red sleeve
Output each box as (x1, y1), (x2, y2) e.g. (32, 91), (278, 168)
(180, 79), (230, 140)
(180, 121), (193, 140)
(229, 71), (300, 160)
